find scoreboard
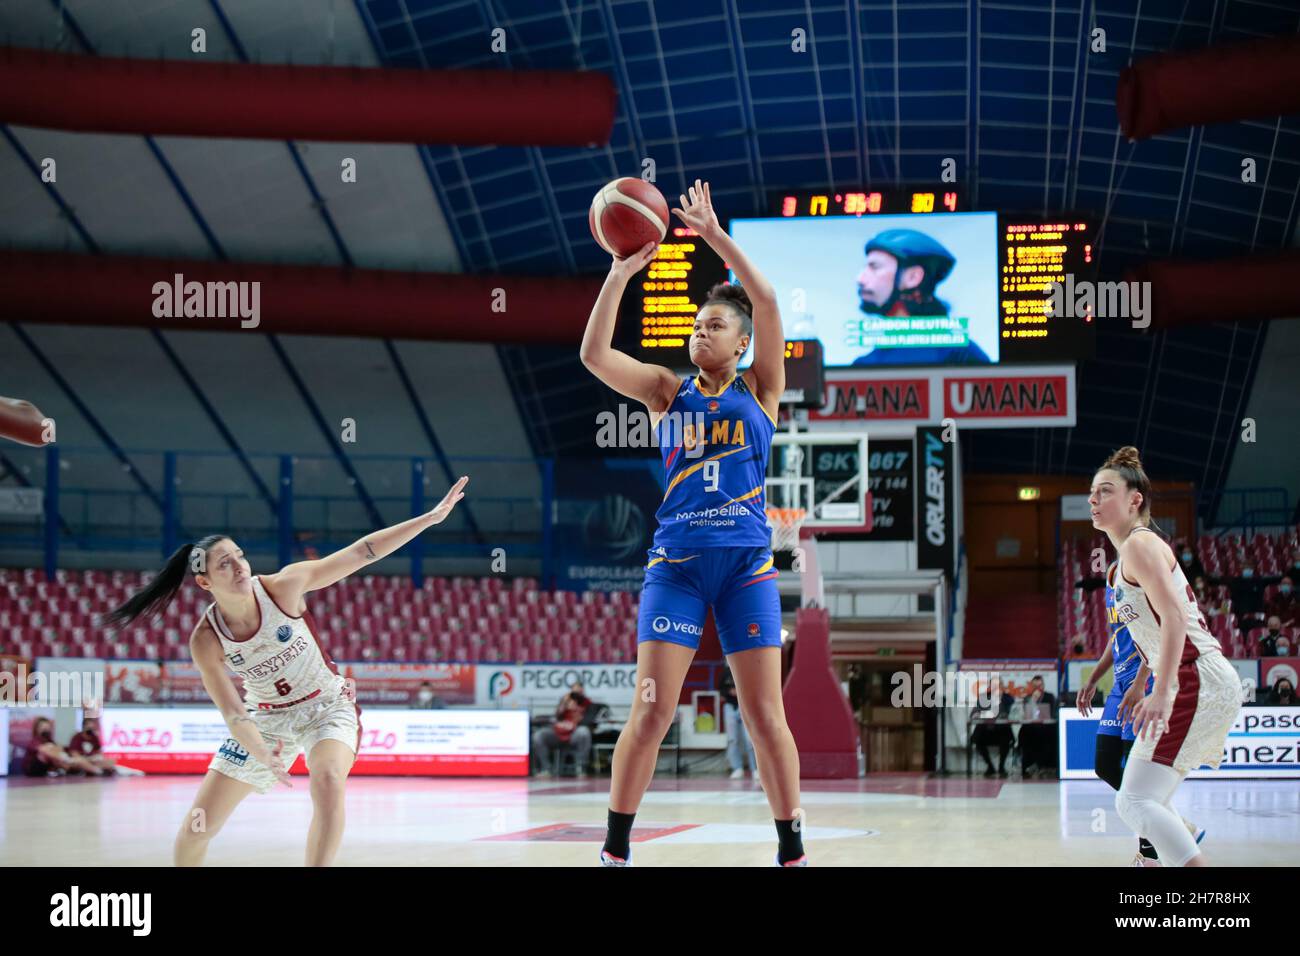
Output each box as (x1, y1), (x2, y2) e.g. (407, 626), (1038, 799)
(999, 218), (1097, 362)
(623, 188), (1096, 370)
(775, 188), (962, 217)
(633, 226), (724, 356)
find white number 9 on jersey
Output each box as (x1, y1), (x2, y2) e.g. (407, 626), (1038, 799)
(703, 459), (720, 492)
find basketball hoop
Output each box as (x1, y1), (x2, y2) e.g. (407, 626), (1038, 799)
(766, 507), (806, 552)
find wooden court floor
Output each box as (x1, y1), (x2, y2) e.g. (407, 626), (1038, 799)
(2, 774), (1295, 866)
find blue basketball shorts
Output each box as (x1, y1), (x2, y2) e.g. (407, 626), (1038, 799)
(1097, 685), (1135, 741)
(636, 546), (782, 656)
(1097, 674), (1152, 742)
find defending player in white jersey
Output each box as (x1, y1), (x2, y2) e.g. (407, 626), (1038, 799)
(1088, 447), (1240, 866)
(105, 477), (468, 866)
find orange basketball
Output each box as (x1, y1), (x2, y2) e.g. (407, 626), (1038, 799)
(588, 178), (670, 258)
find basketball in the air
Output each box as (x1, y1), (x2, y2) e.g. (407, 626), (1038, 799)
(588, 178), (670, 258)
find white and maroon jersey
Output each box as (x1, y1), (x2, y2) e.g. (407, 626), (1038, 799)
(204, 575), (345, 711)
(1110, 527), (1223, 673)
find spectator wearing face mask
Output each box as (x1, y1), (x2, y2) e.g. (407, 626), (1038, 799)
(1270, 678), (1297, 706)
(21, 718), (109, 777)
(413, 681), (443, 709)
(1231, 559), (1268, 628)
(533, 682), (594, 778)
(1191, 576), (1215, 613)
(1174, 540), (1204, 582)
(1266, 576), (1297, 624)
(1289, 548), (1300, 577)
(67, 717), (142, 776)
(1258, 617), (1286, 657)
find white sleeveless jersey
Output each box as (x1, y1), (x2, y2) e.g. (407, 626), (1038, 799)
(1110, 529), (1223, 672)
(204, 576), (345, 711)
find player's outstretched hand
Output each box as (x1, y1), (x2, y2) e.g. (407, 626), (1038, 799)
(671, 179), (720, 237)
(427, 476), (468, 526)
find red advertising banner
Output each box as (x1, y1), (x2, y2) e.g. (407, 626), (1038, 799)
(104, 661), (242, 705)
(814, 365), (1075, 429)
(339, 662), (476, 706)
(1260, 657), (1298, 698)
(811, 377), (930, 422)
(942, 374), (1070, 420)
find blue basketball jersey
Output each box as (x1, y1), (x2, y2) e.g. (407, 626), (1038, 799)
(1105, 562), (1142, 690)
(652, 373), (776, 549)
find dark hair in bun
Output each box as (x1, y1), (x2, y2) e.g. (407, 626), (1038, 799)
(702, 282), (753, 335)
(1100, 445), (1155, 527)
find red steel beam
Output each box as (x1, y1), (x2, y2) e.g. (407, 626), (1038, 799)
(0, 46), (616, 146)
(0, 250), (603, 344)
(1117, 34), (1300, 141)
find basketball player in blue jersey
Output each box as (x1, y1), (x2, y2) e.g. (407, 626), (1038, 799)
(581, 179), (805, 866)
(1076, 561), (1202, 865)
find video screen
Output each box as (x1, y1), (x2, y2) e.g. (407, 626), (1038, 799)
(729, 212), (1000, 368)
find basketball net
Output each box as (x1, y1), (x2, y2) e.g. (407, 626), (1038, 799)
(766, 507), (806, 552)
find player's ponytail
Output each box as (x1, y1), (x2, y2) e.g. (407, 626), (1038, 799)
(103, 534), (228, 629)
(1100, 446), (1160, 533)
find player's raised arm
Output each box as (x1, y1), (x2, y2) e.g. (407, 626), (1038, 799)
(579, 241), (681, 413)
(265, 477), (468, 609)
(672, 179), (784, 406)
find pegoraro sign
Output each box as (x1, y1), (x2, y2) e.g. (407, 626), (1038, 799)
(813, 365), (1075, 429)
(475, 664), (639, 708)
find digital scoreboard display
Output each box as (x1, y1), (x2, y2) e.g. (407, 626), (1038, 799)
(633, 226), (723, 355)
(775, 188), (962, 217)
(998, 218), (1097, 362)
(623, 189), (1096, 370)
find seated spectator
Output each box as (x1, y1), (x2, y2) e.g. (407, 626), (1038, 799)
(1289, 547), (1300, 578)
(532, 681), (594, 778)
(1174, 539), (1204, 582)
(1270, 678), (1297, 706)
(67, 716), (140, 776)
(971, 676), (1015, 778)
(1230, 560), (1268, 628)
(1018, 675), (1058, 778)
(1193, 575), (1228, 618)
(1258, 617), (1286, 657)
(413, 681), (443, 709)
(1265, 577), (1297, 625)
(22, 717), (109, 778)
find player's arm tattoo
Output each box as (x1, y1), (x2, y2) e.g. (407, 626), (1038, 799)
(363, 539), (376, 560)
(229, 714), (255, 729)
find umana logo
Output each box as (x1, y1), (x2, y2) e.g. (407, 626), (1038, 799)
(488, 671), (515, 700)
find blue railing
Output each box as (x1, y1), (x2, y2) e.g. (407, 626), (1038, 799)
(1199, 487), (1292, 536)
(0, 445), (554, 586)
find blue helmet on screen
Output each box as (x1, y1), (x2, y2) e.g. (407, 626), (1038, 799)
(864, 230), (955, 284)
